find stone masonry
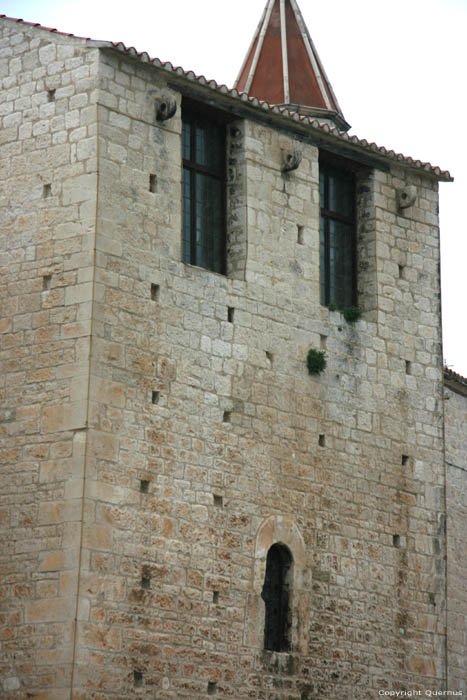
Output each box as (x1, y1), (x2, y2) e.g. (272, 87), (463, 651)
(0, 14), (465, 700)
(445, 372), (467, 692)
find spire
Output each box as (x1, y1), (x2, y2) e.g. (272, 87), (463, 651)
(235, 0), (350, 131)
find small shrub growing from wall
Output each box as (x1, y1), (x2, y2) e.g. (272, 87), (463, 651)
(307, 349), (326, 376)
(343, 306), (362, 324)
(327, 304), (362, 324)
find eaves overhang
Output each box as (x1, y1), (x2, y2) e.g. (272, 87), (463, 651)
(0, 14), (454, 182)
(444, 367), (467, 397)
(104, 42), (454, 182)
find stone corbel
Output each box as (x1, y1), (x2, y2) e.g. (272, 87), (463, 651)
(397, 185), (417, 210)
(155, 97), (177, 122)
(282, 150), (302, 173)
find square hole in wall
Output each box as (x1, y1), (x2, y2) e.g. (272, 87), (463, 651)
(213, 591), (220, 603)
(133, 671), (143, 687)
(151, 391), (160, 405)
(47, 88), (56, 102)
(140, 480), (150, 493)
(207, 682), (217, 695)
(265, 351), (273, 366)
(43, 184), (51, 198)
(405, 361), (412, 375)
(141, 574), (151, 589)
(401, 455), (409, 466)
(42, 274), (52, 291)
(318, 434), (325, 447)
(393, 534), (401, 548)
(150, 283), (160, 301)
(227, 307), (235, 323)
(149, 173), (157, 193)
(222, 411), (231, 424)
(398, 265), (405, 279)
(213, 494), (223, 508)
(297, 225), (305, 245)
(320, 334), (327, 351)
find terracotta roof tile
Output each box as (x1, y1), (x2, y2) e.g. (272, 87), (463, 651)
(0, 14), (453, 181)
(109, 42), (453, 180)
(235, 0), (349, 130)
(444, 367), (467, 388)
(0, 13), (93, 40)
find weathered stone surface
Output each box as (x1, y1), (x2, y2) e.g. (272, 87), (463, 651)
(0, 19), (97, 699)
(445, 383), (467, 692)
(0, 13), (465, 700)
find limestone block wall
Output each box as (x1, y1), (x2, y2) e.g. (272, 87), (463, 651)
(68, 47), (448, 700)
(445, 384), (467, 690)
(0, 20), (98, 698)
(0, 23), (453, 699)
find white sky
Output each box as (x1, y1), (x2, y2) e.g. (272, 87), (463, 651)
(2, 0), (466, 375)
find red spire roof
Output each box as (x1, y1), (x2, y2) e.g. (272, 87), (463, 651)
(235, 0), (350, 131)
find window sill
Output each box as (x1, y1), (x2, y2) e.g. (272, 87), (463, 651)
(181, 260), (227, 278)
(261, 649), (296, 673)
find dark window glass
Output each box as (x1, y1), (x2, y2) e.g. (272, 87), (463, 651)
(182, 169), (192, 263)
(182, 111), (226, 274)
(262, 544), (293, 652)
(320, 163), (356, 307)
(182, 121), (191, 161)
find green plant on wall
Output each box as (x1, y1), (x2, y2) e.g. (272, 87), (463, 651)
(342, 306), (362, 324)
(327, 304), (362, 323)
(307, 348), (327, 376)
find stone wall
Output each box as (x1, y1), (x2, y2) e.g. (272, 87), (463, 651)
(445, 382), (467, 691)
(0, 21), (457, 699)
(70, 47), (447, 699)
(0, 19), (98, 698)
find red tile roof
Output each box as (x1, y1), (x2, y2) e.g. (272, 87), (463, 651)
(0, 14), (93, 40)
(444, 367), (467, 391)
(0, 13), (453, 182)
(235, 0), (349, 130)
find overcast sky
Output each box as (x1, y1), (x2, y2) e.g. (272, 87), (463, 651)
(2, 0), (466, 375)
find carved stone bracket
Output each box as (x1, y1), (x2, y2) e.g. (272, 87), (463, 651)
(282, 150), (302, 173)
(397, 185), (417, 210)
(155, 97), (177, 122)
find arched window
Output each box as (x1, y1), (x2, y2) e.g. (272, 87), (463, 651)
(261, 543), (293, 651)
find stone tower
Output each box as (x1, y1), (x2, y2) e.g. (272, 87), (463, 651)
(1, 2), (465, 699)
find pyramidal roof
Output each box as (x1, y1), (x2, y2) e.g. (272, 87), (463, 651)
(235, 0), (350, 131)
